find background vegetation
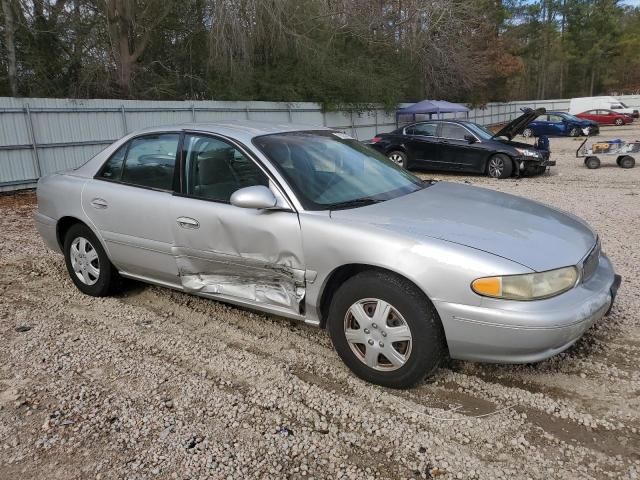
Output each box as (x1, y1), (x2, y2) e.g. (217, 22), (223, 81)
(1, 0), (639, 106)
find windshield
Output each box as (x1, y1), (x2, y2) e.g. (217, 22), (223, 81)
(254, 131), (426, 210)
(464, 122), (494, 140)
(560, 112), (583, 122)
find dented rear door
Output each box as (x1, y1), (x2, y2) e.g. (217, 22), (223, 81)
(170, 133), (306, 317)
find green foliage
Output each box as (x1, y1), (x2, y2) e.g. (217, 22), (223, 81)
(0, 0), (638, 103)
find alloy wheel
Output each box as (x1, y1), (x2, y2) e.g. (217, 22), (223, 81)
(343, 298), (412, 371)
(488, 157), (504, 178)
(389, 153), (404, 166)
(70, 236), (100, 286)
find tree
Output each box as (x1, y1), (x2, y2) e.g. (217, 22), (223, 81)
(1, 0), (17, 95)
(103, 0), (172, 96)
(0, 0), (638, 102)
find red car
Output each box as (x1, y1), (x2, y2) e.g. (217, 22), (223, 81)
(576, 109), (634, 126)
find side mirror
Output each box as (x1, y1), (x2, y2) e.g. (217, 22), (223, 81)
(230, 185), (277, 209)
(464, 134), (477, 144)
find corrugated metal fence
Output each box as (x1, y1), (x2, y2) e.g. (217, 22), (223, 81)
(1, 95), (639, 191)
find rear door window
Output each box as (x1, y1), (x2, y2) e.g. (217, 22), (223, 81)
(97, 144), (128, 180)
(120, 134), (180, 190)
(406, 123), (438, 137)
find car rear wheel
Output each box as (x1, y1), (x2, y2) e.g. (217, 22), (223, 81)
(487, 154), (513, 179)
(327, 270), (446, 389)
(585, 156), (601, 169)
(619, 155), (635, 169)
(63, 223), (121, 296)
(615, 118), (624, 126)
(569, 127), (581, 137)
(387, 150), (408, 169)
(522, 128), (533, 138)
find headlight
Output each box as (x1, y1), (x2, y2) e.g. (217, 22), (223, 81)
(471, 266), (578, 300)
(515, 148), (541, 158)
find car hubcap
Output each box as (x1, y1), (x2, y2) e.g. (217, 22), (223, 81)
(523, 129), (532, 137)
(70, 237), (100, 286)
(488, 158), (504, 178)
(344, 298), (412, 371)
(389, 153), (404, 166)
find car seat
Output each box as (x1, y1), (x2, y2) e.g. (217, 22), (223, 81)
(192, 148), (240, 201)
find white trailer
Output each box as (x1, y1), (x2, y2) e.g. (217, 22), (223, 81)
(569, 96), (639, 118)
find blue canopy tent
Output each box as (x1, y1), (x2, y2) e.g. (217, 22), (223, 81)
(395, 100), (470, 126)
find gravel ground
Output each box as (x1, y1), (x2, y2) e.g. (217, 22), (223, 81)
(1, 126), (639, 480)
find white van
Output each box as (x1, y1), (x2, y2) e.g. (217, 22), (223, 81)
(569, 96), (639, 118)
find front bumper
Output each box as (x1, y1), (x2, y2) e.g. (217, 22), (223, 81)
(435, 253), (619, 363)
(518, 156), (555, 173)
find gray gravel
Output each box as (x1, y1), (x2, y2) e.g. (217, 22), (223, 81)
(1, 125), (639, 479)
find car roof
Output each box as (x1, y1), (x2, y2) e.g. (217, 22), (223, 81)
(134, 120), (332, 143)
(72, 120), (334, 179)
(403, 119), (468, 125)
(396, 119), (470, 131)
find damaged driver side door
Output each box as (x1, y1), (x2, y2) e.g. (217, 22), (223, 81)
(170, 133), (306, 318)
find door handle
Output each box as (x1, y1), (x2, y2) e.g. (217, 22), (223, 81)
(91, 198), (108, 209)
(176, 217), (200, 229)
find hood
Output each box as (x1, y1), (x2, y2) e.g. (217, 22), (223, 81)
(492, 108), (546, 140)
(331, 182), (596, 272)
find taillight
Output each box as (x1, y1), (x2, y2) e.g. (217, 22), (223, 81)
(371, 136), (382, 143)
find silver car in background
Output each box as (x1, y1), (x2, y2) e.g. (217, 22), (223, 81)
(35, 121), (621, 388)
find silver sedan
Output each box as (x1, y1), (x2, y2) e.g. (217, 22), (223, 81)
(35, 122), (621, 388)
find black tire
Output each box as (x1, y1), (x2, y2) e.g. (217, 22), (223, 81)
(569, 127), (581, 137)
(387, 150), (408, 169)
(619, 155), (635, 169)
(487, 154), (513, 179)
(522, 128), (533, 138)
(615, 118), (624, 126)
(585, 156), (600, 169)
(63, 223), (121, 296)
(327, 270), (446, 389)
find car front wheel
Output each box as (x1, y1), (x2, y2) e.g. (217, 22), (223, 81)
(487, 154), (513, 179)
(522, 128), (533, 138)
(387, 150), (408, 169)
(569, 127), (580, 137)
(327, 270), (446, 388)
(63, 223), (121, 296)
(615, 118), (624, 126)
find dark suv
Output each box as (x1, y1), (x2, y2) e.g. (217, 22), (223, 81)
(368, 108), (555, 178)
